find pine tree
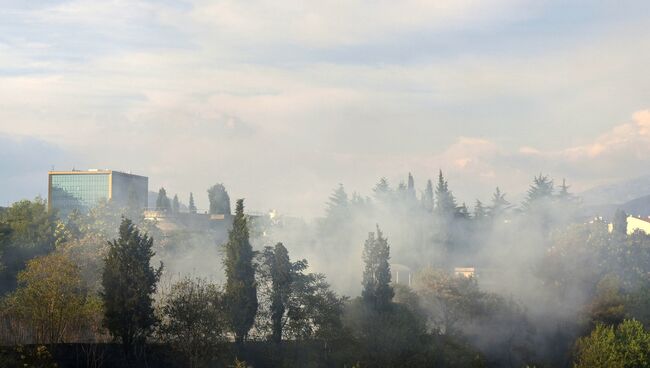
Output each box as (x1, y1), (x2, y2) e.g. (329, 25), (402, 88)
(156, 187), (171, 212)
(612, 209), (628, 237)
(269, 243), (292, 343)
(172, 194), (180, 214)
(223, 199), (258, 344)
(524, 174), (554, 208)
(208, 183), (231, 215)
(489, 187), (510, 217)
(373, 177), (392, 204)
(102, 218), (162, 356)
(474, 200), (486, 219)
(557, 178), (574, 202)
(407, 173), (416, 200)
(435, 170), (457, 217)
(362, 225), (393, 311)
(325, 184), (349, 220)
(188, 192), (197, 214)
(422, 179), (434, 213)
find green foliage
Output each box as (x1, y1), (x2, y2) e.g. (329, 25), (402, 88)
(208, 183), (231, 215)
(156, 187), (171, 212)
(414, 268), (484, 334)
(3, 252), (98, 344)
(101, 218), (162, 354)
(361, 225), (394, 311)
(188, 192), (197, 214)
(574, 319), (650, 368)
(223, 199), (258, 344)
(159, 277), (227, 368)
(0, 198), (58, 294)
(269, 243), (292, 343)
(588, 274), (626, 327)
(435, 170), (457, 218)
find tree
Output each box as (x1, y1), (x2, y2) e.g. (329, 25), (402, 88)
(188, 192), (197, 214)
(102, 218), (162, 355)
(256, 245), (346, 344)
(574, 319), (650, 368)
(269, 243), (292, 343)
(156, 187), (171, 212)
(524, 174), (554, 208)
(0, 198), (58, 294)
(422, 179), (434, 213)
(373, 178), (392, 204)
(325, 184), (349, 221)
(612, 209), (628, 237)
(557, 178), (573, 201)
(407, 173), (416, 201)
(223, 199), (258, 344)
(4, 253), (92, 344)
(362, 225), (394, 311)
(435, 171), (457, 218)
(172, 194), (180, 214)
(489, 187), (510, 218)
(159, 277), (227, 368)
(208, 183), (231, 215)
(414, 268), (484, 334)
(474, 200), (487, 220)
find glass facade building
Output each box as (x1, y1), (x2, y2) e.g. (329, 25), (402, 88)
(48, 170), (148, 218)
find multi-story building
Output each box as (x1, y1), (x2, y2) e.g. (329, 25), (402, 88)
(48, 169), (148, 217)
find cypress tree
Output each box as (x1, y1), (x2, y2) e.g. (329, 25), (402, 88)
(223, 199), (258, 344)
(188, 192), (197, 214)
(407, 172), (416, 200)
(612, 209), (628, 237)
(156, 187), (171, 212)
(172, 194), (180, 214)
(269, 242), (292, 343)
(362, 225), (393, 311)
(435, 170), (457, 217)
(102, 218), (162, 356)
(422, 179), (434, 213)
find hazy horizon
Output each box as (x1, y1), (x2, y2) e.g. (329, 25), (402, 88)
(2, 1), (650, 217)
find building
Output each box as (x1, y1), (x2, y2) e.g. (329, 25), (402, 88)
(48, 169), (148, 217)
(608, 215), (650, 235)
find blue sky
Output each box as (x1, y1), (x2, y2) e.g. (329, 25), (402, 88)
(1, 0), (649, 216)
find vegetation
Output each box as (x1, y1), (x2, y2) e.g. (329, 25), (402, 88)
(101, 218), (162, 356)
(1, 171), (650, 367)
(223, 199), (257, 344)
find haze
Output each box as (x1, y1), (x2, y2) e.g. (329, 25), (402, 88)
(1, 0), (650, 216)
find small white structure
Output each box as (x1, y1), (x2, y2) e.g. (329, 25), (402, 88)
(608, 215), (650, 235)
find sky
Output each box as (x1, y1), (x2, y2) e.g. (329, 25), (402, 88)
(1, 0), (649, 217)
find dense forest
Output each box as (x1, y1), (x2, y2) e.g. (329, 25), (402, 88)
(1, 172), (650, 367)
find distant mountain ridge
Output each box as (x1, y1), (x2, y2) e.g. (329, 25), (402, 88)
(579, 175), (650, 218)
(580, 175), (650, 206)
